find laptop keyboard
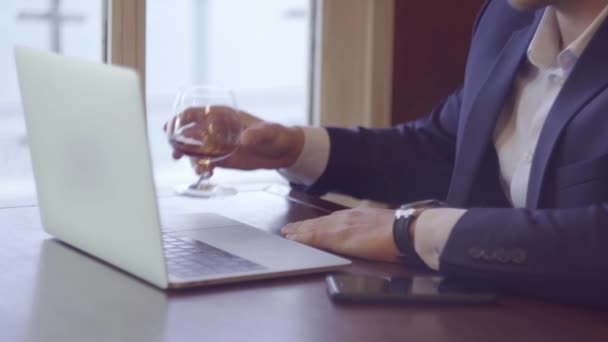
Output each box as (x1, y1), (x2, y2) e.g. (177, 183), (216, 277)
(162, 233), (266, 278)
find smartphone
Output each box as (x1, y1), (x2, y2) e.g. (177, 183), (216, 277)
(326, 274), (497, 305)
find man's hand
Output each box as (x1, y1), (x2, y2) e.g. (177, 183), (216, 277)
(165, 108), (305, 173)
(280, 208), (401, 262)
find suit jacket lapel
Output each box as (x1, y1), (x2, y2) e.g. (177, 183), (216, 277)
(447, 17), (541, 206)
(526, 18), (608, 208)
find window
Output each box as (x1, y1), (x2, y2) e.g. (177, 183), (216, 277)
(0, 0), (103, 204)
(1, 0), (394, 203)
(145, 0), (310, 187)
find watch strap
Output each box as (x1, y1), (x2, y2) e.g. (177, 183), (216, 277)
(393, 214), (428, 268)
(393, 200), (445, 268)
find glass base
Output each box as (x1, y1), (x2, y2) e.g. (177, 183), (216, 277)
(174, 183), (237, 198)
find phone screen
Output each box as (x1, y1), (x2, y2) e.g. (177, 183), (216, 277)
(326, 274), (497, 305)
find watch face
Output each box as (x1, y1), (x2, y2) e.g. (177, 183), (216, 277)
(395, 208), (416, 219)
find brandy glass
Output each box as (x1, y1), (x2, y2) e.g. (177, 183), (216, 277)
(166, 86), (242, 197)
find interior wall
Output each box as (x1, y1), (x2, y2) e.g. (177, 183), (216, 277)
(391, 0), (484, 124)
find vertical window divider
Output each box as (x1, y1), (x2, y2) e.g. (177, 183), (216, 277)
(313, 0), (394, 128)
(104, 0), (147, 96)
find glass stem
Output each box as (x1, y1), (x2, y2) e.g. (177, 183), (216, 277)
(193, 161), (214, 190)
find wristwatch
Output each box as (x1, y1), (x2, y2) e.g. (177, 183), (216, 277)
(393, 199), (445, 266)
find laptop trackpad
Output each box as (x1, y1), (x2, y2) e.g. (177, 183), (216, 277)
(172, 222), (342, 270)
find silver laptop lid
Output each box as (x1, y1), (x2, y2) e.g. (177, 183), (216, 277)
(15, 47), (168, 288)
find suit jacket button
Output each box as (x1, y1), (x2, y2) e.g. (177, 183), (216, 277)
(511, 248), (527, 264)
(495, 248), (509, 263)
(469, 247), (483, 259)
(481, 250), (496, 262)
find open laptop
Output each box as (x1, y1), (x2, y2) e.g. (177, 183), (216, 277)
(14, 47), (350, 289)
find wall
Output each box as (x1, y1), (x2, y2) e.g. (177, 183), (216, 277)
(391, 0), (484, 124)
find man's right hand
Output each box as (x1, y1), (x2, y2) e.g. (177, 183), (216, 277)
(165, 108), (305, 174)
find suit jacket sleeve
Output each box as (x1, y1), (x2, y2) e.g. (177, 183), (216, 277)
(303, 88), (462, 204)
(440, 207), (608, 305)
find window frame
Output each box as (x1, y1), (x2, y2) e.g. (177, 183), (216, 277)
(104, 0), (146, 88)
(312, 0), (394, 127)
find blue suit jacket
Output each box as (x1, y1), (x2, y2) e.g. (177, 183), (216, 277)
(306, 0), (608, 304)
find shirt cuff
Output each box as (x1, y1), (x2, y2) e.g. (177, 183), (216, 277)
(413, 208), (467, 270)
(278, 127), (330, 186)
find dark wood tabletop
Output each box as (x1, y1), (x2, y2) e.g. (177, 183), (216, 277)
(1, 184), (608, 342)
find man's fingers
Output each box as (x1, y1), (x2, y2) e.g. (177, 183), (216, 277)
(281, 222), (302, 235)
(281, 219), (318, 235)
(212, 155), (241, 169)
(330, 209), (352, 216)
(281, 214), (337, 241)
(285, 231), (316, 245)
(238, 110), (263, 127)
(240, 123), (280, 147)
(172, 150), (183, 160)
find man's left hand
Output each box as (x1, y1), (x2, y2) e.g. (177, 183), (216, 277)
(280, 208), (400, 262)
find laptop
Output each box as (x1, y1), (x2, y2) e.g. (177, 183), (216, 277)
(14, 47), (350, 289)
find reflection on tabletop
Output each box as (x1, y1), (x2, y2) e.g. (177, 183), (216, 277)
(25, 240), (168, 342)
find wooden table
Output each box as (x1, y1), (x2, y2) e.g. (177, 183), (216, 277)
(1, 184), (607, 342)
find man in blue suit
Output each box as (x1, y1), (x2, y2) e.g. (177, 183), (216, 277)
(172, 0), (608, 301)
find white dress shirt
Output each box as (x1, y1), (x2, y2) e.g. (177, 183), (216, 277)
(281, 5), (608, 270)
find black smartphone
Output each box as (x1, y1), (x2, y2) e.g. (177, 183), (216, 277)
(326, 274), (497, 305)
